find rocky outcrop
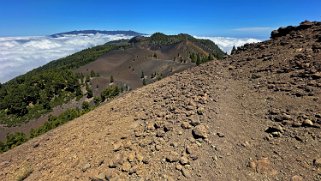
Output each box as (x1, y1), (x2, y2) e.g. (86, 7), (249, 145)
(271, 21), (320, 39)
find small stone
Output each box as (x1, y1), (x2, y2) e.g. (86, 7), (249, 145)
(282, 113), (292, 120)
(129, 166), (137, 174)
(181, 168), (191, 178)
(166, 151), (179, 163)
(109, 153), (124, 168)
(314, 158), (321, 167)
(146, 122), (155, 131)
(249, 161), (256, 170)
(176, 164), (183, 170)
(128, 152), (136, 162)
(156, 112), (166, 118)
(96, 173), (106, 180)
(105, 171), (119, 180)
(249, 157), (277, 175)
(180, 156), (189, 165)
(108, 161), (117, 168)
(142, 157), (150, 164)
(135, 131), (143, 137)
(197, 107), (205, 115)
(282, 120), (293, 126)
(189, 116), (201, 126)
(241, 141), (250, 147)
(170, 142), (178, 148)
(82, 163), (91, 172)
(186, 145), (193, 154)
(188, 100), (197, 107)
(212, 155), (218, 161)
(195, 140), (202, 146)
(163, 174), (175, 181)
(121, 161), (131, 172)
(271, 132), (282, 137)
(98, 160), (104, 166)
(265, 125), (283, 134)
(265, 126), (283, 137)
(155, 144), (162, 151)
(217, 132), (225, 138)
(33, 143), (40, 148)
(181, 122), (191, 129)
(156, 130), (166, 137)
(186, 105), (195, 111)
(189, 154), (198, 160)
(154, 120), (164, 129)
(136, 153), (144, 162)
(291, 175), (303, 181)
(164, 124), (173, 132)
(292, 122), (302, 127)
(113, 142), (123, 152)
(192, 124), (208, 139)
(302, 119), (314, 127)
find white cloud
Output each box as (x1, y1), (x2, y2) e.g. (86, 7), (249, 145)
(194, 36), (262, 54)
(233, 27), (275, 32)
(0, 34), (133, 83)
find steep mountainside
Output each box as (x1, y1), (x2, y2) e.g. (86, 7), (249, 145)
(1, 21), (320, 180)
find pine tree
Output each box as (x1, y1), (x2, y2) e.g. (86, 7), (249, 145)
(87, 89), (93, 98)
(110, 75), (114, 83)
(231, 46), (237, 55)
(196, 54), (201, 66)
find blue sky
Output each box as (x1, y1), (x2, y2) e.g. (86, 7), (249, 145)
(0, 0), (320, 38)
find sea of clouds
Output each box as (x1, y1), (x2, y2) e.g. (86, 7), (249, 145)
(194, 36), (261, 54)
(0, 34), (261, 83)
(0, 34), (133, 83)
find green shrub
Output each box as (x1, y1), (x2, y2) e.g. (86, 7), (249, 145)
(101, 85), (120, 101)
(94, 96), (102, 105)
(0, 132), (27, 151)
(82, 101), (90, 110)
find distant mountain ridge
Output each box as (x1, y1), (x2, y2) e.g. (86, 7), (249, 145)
(50, 30), (144, 38)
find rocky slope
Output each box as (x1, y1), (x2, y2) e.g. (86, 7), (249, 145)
(0, 21), (321, 181)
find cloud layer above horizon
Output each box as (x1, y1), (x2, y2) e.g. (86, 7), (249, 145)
(0, 34), (262, 83)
